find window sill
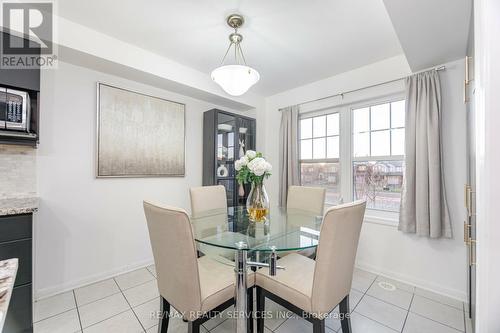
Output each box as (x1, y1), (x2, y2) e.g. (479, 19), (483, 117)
(363, 212), (399, 227)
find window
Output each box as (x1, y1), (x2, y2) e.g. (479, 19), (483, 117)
(352, 100), (405, 211)
(298, 97), (405, 214)
(299, 113), (341, 206)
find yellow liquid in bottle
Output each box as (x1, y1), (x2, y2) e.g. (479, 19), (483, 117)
(248, 207), (269, 222)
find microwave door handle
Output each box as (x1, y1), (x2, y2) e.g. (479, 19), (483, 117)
(25, 93), (30, 133)
(0, 89), (5, 130)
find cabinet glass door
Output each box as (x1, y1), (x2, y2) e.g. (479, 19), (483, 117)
(237, 117), (255, 157)
(217, 113), (236, 176)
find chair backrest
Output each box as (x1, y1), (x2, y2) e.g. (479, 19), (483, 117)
(190, 185), (227, 218)
(143, 201), (202, 314)
(311, 200), (366, 316)
(287, 186), (326, 215)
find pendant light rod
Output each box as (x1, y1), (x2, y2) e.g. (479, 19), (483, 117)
(218, 14), (249, 66)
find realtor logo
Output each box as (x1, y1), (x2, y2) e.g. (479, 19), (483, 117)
(1, 1), (57, 68)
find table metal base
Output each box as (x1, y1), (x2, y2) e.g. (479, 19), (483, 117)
(235, 243), (248, 333)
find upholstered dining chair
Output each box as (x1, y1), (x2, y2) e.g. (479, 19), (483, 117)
(255, 200), (367, 333)
(190, 185), (227, 218)
(189, 185), (234, 261)
(143, 201), (254, 333)
(285, 186), (327, 258)
(287, 185), (326, 215)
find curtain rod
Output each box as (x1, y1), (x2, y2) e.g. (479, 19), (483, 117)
(280, 65), (446, 110)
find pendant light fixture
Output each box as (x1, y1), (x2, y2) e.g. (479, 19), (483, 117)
(211, 14), (260, 96)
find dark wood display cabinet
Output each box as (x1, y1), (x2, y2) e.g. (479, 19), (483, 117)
(203, 109), (256, 207)
(0, 214), (33, 332)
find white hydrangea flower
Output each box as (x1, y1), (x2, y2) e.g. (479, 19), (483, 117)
(246, 150), (257, 159)
(235, 159), (243, 171)
(240, 155), (249, 166)
(248, 157), (267, 176)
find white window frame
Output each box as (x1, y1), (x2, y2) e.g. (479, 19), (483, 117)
(299, 109), (343, 205)
(298, 93), (405, 225)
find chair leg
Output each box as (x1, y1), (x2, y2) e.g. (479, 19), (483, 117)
(159, 297), (170, 333)
(247, 288), (254, 333)
(339, 295), (352, 333)
(256, 287), (265, 333)
(312, 319), (326, 333)
(188, 320), (201, 333)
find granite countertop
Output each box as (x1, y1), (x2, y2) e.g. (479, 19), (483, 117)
(0, 259), (18, 333)
(0, 197), (38, 216)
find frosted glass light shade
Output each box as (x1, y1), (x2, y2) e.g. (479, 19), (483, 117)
(211, 64), (260, 96)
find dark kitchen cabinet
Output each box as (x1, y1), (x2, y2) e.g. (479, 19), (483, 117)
(0, 214), (33, 333)
(203, 109), (256, 207)
(0, 31), (41, 147)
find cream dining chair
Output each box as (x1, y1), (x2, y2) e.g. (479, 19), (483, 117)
(143, 201), (254, 333)
(255, 200), (366, 333)
(287, 185), (327, 215)
(189, 185), (227, 218)
(285, 186), (326, 258)
(189, 185), (235, 261)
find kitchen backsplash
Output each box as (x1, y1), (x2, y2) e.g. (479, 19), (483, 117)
(0, 144), (36, 198)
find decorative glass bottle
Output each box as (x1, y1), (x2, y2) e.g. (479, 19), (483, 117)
(246, 181), (270, 222)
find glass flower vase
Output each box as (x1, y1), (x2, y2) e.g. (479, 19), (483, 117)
(246, 182), (270, 222)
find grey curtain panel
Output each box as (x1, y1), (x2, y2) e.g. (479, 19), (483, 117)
(399, 70), (452, 238)
(279, 105), (300, 207)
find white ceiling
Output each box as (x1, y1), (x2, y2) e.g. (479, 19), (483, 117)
(58, 0), (404, 96)
(383, 0), (472, 71)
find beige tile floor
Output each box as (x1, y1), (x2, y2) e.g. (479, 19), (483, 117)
(33, 266), (473, 333)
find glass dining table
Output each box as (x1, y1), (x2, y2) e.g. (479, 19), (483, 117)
(190, 206), (323, 333)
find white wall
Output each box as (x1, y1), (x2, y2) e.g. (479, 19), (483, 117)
(263, 56), (468, 300)
(474, 0), (500, 331)
(35, 61), (256, 299)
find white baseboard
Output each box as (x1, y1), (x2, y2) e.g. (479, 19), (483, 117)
(35, 258), (467, 303)
(356, 261), (467, 302)
(34, 258), (154, 301)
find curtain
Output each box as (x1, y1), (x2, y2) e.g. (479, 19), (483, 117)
(399, 70), (452, 238)
(279, 105), (300, 207)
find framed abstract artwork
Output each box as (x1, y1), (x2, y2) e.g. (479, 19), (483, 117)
(96, 83), (185, 177)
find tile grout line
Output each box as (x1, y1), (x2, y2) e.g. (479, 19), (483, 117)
(116, 277), (156, 292)
(64, 268), (154, 308)
(74, 290), (123, 308)
(33, 307), (77, 325)
(352, 311), (400, 332)
(413, 292), (464, 310)
(72, 290), (84, 332)
(363, 292), (413, 312)
(78, 308), (132, 331)
(408, 308), (466, 332)
(400, 292), (415, 332)
(352, 275), (408, 332)
(114, 276), (149, 332)
(378, 273), (464, 309)
(360, 275), (465, 332)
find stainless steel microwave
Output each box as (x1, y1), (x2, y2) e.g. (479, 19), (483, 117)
(0, 87), (31, 132)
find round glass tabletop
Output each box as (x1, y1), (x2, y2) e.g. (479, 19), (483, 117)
(191, 206), (323, 252)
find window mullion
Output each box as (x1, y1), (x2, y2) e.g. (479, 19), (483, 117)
(389, 102), (392, 156)
(340, 106), (351, 203)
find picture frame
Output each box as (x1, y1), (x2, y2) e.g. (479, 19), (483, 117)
(96, 83), (186, 178)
